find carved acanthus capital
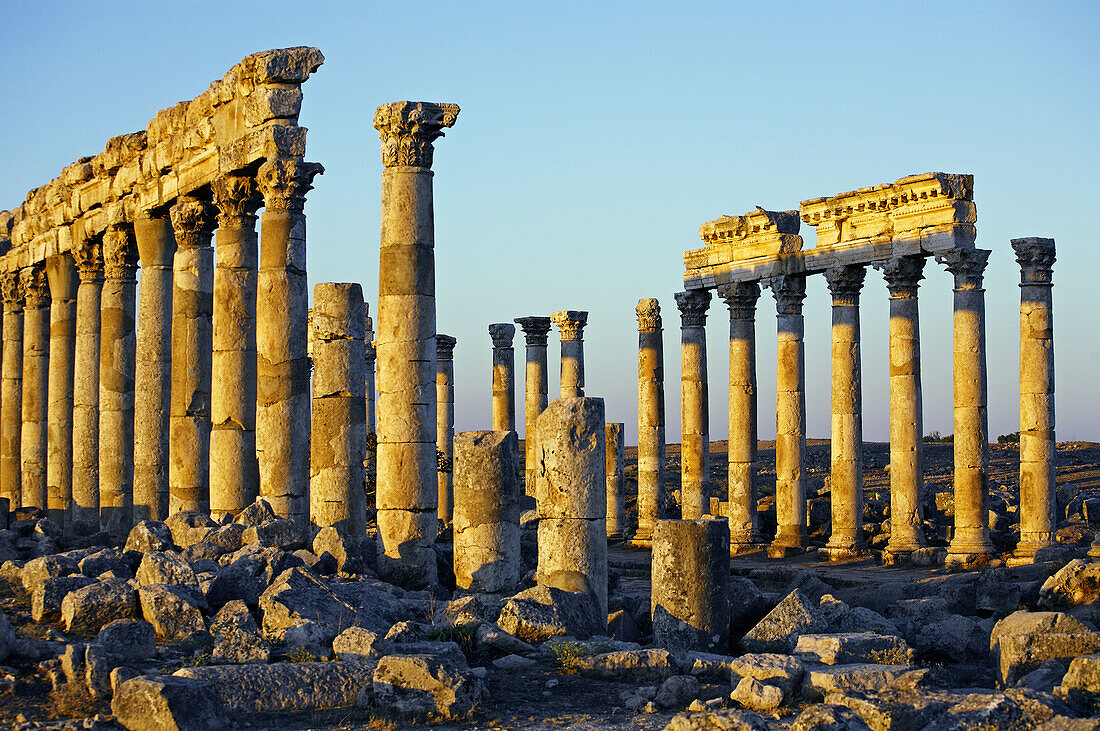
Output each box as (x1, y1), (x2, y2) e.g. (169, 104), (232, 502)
(937, 248), (990, 291)
(674, 290), (711, 328)
(103, 224), (139, 280)
(373, 101), (460, 169)
(766, 274), (807, 316)
(169, 197), (214, 250)
(1011, 237), (1056, 285)
(1, 271), (23, 310)
(718, 281), (761, 321)
(551, 310), (588, 342)
(489, 323), (516, 350)
(72, 237), (104, 282)
(515, 316), (552, 346)
(824, 264), (867, 306)
(257, 157), (324, 212)
(436, 334), (457, 361)
(20, 264), (50, 309)
(211, 174), (262, 229)
(636, 299), (663, 333)
(877, 255), (925, 299)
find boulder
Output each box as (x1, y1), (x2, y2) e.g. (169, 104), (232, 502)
(312, 526), (366, 574)
(729, 653), (805, 696)
(795, 633), (913, 666)
(203, 523), (245, 553)
(1057, 653), (1100, 715)
(97, 619), (156, 660)
(209, 600), (270, 664)
(20, 554), (78, 593)
(62, 579), (137, 634)
(790, 704), (872, 731)
(729, 577), (768, 633)
(991, 610), (1100, 685)
(175, 662), (371, 714)
(112, 675), (229, 730)
(372, 653), (483, 719)
(574, 648), (678, 682)
(923, 692), (1027, 731)
(79, 548), (131, 579)
(497, 585), (602, 641)
(164, 510), (217, 549)
(124, 521), (175, 553)
(333, 626), (390, 666)
(731, 675), (784, 713)
(242, 518), (307, 550)
(663, 708), (769, 731)
(1040, 560), (1100, 609)
(741, 589), (827, 653)
(807, 664), (917, 695)
(136, 551), (199, 589)
(183, 542), (226, 563)
(234, 497), (278, 527)
(682, 651), (740, 681)
(655, 674), (701, 709)
(1016, 659), (1067, 693)
(1006, 686), (1076, 726)
(437, 594), (503, 628)
(138, 584), (208, 644)
(32, 575), (96, 621)
(826, 688), (959, 731)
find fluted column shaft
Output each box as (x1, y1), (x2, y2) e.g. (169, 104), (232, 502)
(635, 299), (666, 542)
(552, 310), (588, 399)
(436, 335), (456, 524)
(0, 274), (23, 509)
(768, 275), (807, 555)
(46, 256), (77, 526)
(71, 241), (103, 533)
(20, 266), (50, 510)
(675, 290), (711, 520)
(516, 316), (551, 497)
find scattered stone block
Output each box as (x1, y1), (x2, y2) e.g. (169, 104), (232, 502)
(62, 579), (137, 634)
(372, 653), (483, 719)
(790, 703), (872, 731)
(21, 554), (78, 593)
(112, 675), (229, 730)
(991, 610), (1100, 685)
(136, 551), (199, 588)
(741, 589), (827, 653)
(138, 584), (208, 644)
(175, 662), (371, 714)
(825, 688), (958, 731)
(1040, 559), (1100, 609)
(243, 518), (307, 550)
(729, 653), (805, 696)
(497, 584), (602, 641)
(924, 692), (1027, 731)
(312, 526), (365, 574)
(655, 674), (701, 709)
(807, 664), (917, 695)
(332, 626), (389, 666)
(32, 575), (95, 621)
(165, 510), (217, 549)
(575, 648), (678, 682)
(97, 619), (156, 660)
(731, 675), (784, 713)
(1057, 653), (1100, 715)
(663, 708), (770, 730)
(78, 547), (131, 579)
(795, 633), (913, 666)
(125, 521), (175, 553)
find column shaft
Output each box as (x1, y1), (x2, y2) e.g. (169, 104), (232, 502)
(635, 299), (665, 543)
(0, 274), (23, 509)
(676, 290), (710, 520)
(606, 422), (626, 538)
(46, 256), (78, 527)
(72, 241), (103, 534)
(768, 275), (807, 555)
(721, 283), (762, 550)
(21, 266), (51, 510)
(490, 324), (517, 431)
(436, 335), (456, 524)
(515, 317), (551, 498)
(552, 311), (588, 399)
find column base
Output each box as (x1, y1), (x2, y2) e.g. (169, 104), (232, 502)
(819, 543), (870, 562)
(730, 541), (766, 557)
(767, 526), (806, 558)
(629, 528), (653, 549)
(1014, 533), (1055, 558)
(885, 527), (926, 556)
(944, 543), (996, 569)
(882, 547), (942, 567)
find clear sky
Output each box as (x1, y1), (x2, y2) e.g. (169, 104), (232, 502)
(3, 1), (1098, 444)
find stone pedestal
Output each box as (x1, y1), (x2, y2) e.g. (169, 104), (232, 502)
(310, 282), (367, 537)
(536, 397), (607, 622)
(823, 264), (867, 560)
(605, 422), (626, 539)
(634, 299), (666, 544)
(0, 273), (23, 509)
(551, 311), (587, 398)
(374, 101), (457, 588)
(453, 430), (521, 593)
(71, 240), (103, 534)
(436, 334), (457, 524)
(1012, 237), (1057, 561)
(45, 255), (78, 527)
(938, 249), (994, 562)
(515, 316), (551, 498)
(720, 282), (763, 552)
(767, 275), (807, 557)
(651, 518), (730, 653)
(20, 265), (50, 511)
(675, 290), (711, 520)
(490, 323), (516, 432)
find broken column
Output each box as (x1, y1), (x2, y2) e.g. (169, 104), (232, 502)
(310, 282), (367, 537)
(536, 397), (608, 622)
(635, 298), (666, 544)
(20, 264), (50, 511)
(45, 254), (78, 526)
(720, 282), (763, 552)
(1012, 237), (1057, 560)
(489, 323), (516, 431)
(453, 430), (521, 593)
(436, 334), (457, 524)
(0, 272), (22, 509)
(551, 310), (587, 398)
(651, 518), (730, 653)
(71, 239), (103, 534)
(675, 289), (711, 520)
(373, 101), (458, 587)
(823, 264), (867, 559)
(605, 422), (626, 539)
(768, 274), (808, 556)
(515, 316), (551, 497)
(938, 249), (994, 562)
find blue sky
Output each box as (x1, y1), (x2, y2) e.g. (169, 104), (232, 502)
(3, 1), (1098, 443)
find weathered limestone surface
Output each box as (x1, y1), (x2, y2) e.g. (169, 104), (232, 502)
(515, 316), (551, 497)
(436, 334), (457, 524)
(490, 323), (516, 432)
(551, 310), (587, 399)
(71, 239), (102, 533)
(768, 275), (807, 556)
(675, 289), (711, 520)
(0, 273), (23, 508)
(635, 299), (666, 543)
(453, 430), (521, 593)
(45, 254), (77, 527)
(651, 518), (730, 653)
(21, 264), (50, 510)
(605, 422), (626, 539)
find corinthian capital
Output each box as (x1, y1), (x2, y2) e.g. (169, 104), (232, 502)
(674, 290), (711, 328)
(21, 264), (50, 309)
(73, 237), (104, 282)
(766, 274), (807, 316)
(937, 248), (990, 291)
(824, 264), (866, 306)
(515, 316), (552, 346)
(257, 157), (324, 212)
(103, 224), (139, 281)
(169, 197), (214, 250)
(1011, 237), (1056, 285)
(211, 173), (262, 229)
(436, 334), (457, 361)
(718, 281), (761, 321)
(374, 101), (460, 169)
(551, 310), (588, 342)
(1, 271), (22, 310)
(636, 299), (662, 333)
(876, 255), (925, 300)
(489, 323), (516, 350)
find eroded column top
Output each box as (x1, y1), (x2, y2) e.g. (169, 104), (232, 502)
(1, 271), (23, 311)
(102, 224), (138, 281)
(436, 334), (457, 361)
(718, 281), (761, 319)
(257, 157), (324, 212)
(1011, 237), (1056, 285)
(876, 255), (925, 300)
(937, 248), (990, 291)
(212, 173), (262, 229)
(636, 299), (662, 332)
(373, 101), (460, 170)
(489, 323), (516, 350)
(765, 274), (807, 315)
(515, 316), (552, 345)
(824, 264), (866, 305)
(674, 290), (710, 327)
(169, 197), (214, 249)
(72, 237), (103, 283)
(551, 311), (588, 341)
(20, 264), (50, 309)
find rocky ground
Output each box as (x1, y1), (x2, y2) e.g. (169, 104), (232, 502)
(1, 441), (1099, 730)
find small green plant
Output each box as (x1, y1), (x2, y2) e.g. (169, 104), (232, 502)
(284, 645), (320, 663)
(998, 431), (1021, 444)
(437, 449), (452, 474)
(549, 640), (593, 674)
(184, 651), (214, 668)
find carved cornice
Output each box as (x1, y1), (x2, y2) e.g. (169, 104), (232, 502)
(73, 237), (104, 282)
(256, 157), (324, 212)
(937, 248), (990, 291)
(514, 316), (552, 346)
(766, 274), (807, 315)
(436, 333), (457, 361)
(1011, 237), (1056, 286)
(877, 255), (925, 300)
(211, 173), (261, 229)
(718, 281), (761, 321)
(20, 264), (50, 309)
(374, 101), (460, 170)
(636, 299), (662, 333)
(824, 264), (866, 306)
(103, 224), (139, 280)
(551, 310), (588, 342)
(1, 271), (23, 310)
(489, 323), (516, 350)
(674, 290), (711, 328)
(169, 197), (214, 250)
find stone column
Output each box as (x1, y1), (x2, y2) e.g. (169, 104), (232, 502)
(823, 264), (867, 559)
(210, 174), (262, 519)
(879, 255), (927, 556)
(938, 249), (994, 562)
(675, 289), (711, 520)
(536, 397), (608, 622)
(767, 275), (808, 557)
(490, 323), (516, 431)
(256, 157), (323, 524)
(71, 239), (103, 534)
(635, 299), (666, 544)
(20, 264), (50, 511)
(605, 422), (626, 539)
(1012, 237), (1057, 560)
(133, 212), (175, 522)
(168, 197), (214, 515)
(373, 101), (458, 588)
(551, 310), (588, 398)
(99, 220), (138, 535)
(45, 255), (77, 526)
(310, 282), (367, 537)
(651, 518), (730, 653)
(436, 334), (457, 524)
(364, 313), (376, 509)
(720, 282), (763, 552)
(453, 430), (521, 593)
(0, 273), (23, 509)
(515, 316), (551, 497)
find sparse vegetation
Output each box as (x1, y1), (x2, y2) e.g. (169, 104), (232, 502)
(998, 431), (1021, 444)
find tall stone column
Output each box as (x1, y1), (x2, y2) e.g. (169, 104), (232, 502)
(373, 101), (458, 588)
(551, 310), (588, 398)
(879, 255), (927, 556)
(651, 518), (730, 653)
(938, 249), (994, 562)
(210, 174), (262, 519)
(767, 275), (807, 557)
(515, 316), (551, 497)
(1012, 237), (1057, 560)
(436, 334), (457, 525)
(45, 255), (77, 526)
(364, 322), (377, 510)
(490, 323), (516, 431)
(823, 264), (867, 559)
(71, 239), (103, 534)
(453, 430), (521, 593)
(256, 157), (323, 524)
(168, 197), (214, 515)
(606, 422), (626, 539)
(720, 282), (763, 552)
(20, 264), (50, 511)
(635, 299), (666, 544)
(133, 211), (175, 522)
(99, 221), (138, 535)
(0, 273), (23, 509)
(675, 289), (711, 520)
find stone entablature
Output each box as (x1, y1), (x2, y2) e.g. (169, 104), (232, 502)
(0, 47), (324, 272)
(683, 172), (975, 288)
